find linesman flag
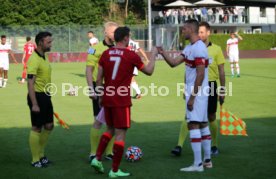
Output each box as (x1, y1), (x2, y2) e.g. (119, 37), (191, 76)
(54, 112), (70, 129)
(220, 106), (247, 136)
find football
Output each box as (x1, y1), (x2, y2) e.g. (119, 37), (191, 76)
(125, 146), (143, 162)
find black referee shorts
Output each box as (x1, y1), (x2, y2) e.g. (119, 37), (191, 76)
(27, 92), (54, 128)
(92, 81), (101, 117)
(208, 81), (218, 115)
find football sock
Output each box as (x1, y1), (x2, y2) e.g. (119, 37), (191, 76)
(0, 78), (2, 86)
(189, 129), (202, 166)
(90, 127), (101, 155)
(236, 63), (240, 74)
(22, 69), (27, 80)
(112, 141), (125, 172)
(131, 82), (141, 95)
(39, 129), (51, 158)
(3, 79), (7, 87)
(96, 132), (112, 161)
(230, 64), (234, 75)
(106, 136), (115, 155)
(177, 121), (188, 147)
(29, 130), (41, 163)
(210, 120), (218, 147)
(201, 126), (211, 160)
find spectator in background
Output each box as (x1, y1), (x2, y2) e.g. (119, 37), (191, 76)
(195, 8), (202, 22)
(233, 7), (238, 23)
(201, 7), (208, 22)
(218, 8), (224, 23)
(207, 8), (213, 22)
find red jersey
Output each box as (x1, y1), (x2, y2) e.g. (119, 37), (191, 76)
(99, 48), (144, 107)
(23, 42), (36, 62)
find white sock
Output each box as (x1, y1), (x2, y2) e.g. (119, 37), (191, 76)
(3, 79), (7, 87)
(22, 78), (25, 82)
(236, 63), (240, 74)
(189, 129), (202, 166)
(200, 126), (211, 161)
(131, 82), (141, 95)
(231, 64), (234, 75)
(0, 78), (2, 87)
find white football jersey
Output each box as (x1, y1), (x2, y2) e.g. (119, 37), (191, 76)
(227, 38), (239, 55)
(89, 37), (99, 46)
(128, 39), (140, 52)
(0, 43), (11, 60)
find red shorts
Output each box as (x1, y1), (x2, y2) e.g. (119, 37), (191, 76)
(104, 106), (131, 128)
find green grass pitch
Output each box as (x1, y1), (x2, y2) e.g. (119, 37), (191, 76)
(0, 59), (276, 178)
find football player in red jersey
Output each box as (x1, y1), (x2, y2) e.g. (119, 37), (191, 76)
(91, 26), (158, 177)
(19, 36), (36, 84)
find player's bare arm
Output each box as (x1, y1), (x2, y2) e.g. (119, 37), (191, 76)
(187, 64), (205, 111)
(86, 65), (96, 99)
(235, 32), (243, 40)
(218, 64), (226, 104)
(140, 47), (158, 76)
(9, 50), (18, 64)
(157, 47), (184, 67)
(27, 75), (40, 113)
(138, 48), (149, 64)
(21, 52), (26, 65)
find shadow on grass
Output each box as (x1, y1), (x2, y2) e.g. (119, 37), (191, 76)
(0, 117), (275, 178)
(71, 73), (85, 78)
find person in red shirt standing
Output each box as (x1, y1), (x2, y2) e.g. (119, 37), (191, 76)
(91, 26), (158, 177)
(19, 36), (36, 84)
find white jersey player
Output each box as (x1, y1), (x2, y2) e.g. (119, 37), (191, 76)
(226, 32), (243, 77)
(0, 35), (17, 88)
(157, 19), (212, 172)
(127, 39), (149, 99)
(87, 31), (99, 46)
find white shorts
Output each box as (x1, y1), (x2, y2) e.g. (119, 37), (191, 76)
(133, 67), (138, 76)
(185, 93), (208, 123)
(229, 53), (239, 62)
(0, 59), (9, 70)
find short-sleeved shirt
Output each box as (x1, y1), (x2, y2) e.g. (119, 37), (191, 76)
(182, 40), (209, 89)
(127, 39), (140, 52)
(227, 37), (239, 55)
(207, 42), (225, 81)
(27, 50), (51, 93)
(23, 42), (36, 62)
(0, 43), (11, 60)
(86, 40), (113, 81)
(99, 48), (144, 107)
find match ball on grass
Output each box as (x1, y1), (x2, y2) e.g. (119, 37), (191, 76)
(125, 146), (143, 162)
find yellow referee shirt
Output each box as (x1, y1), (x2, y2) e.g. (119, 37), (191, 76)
(207, 42), (225, 81)
(86, 40), (113, 81)
(27, 51), (51, 93)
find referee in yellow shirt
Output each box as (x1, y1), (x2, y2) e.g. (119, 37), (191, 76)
(27, 32), (53, 168)
(171, 21), (225, 156)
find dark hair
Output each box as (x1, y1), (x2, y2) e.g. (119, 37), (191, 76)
(35, 32), (52, 45)
(88, 31), (94, 34)
(114, 26), (130, 42)
(26, 36), (31, 41)
(1, 35), (6, 39)
(199, 21), (211, 31)
(184, 19), (199, 33)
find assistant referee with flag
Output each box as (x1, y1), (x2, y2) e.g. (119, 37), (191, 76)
(27, 32), (54, 168)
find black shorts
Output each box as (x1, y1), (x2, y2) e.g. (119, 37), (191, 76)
(27, 92), (54, 128)
(208, 81), (218, 115)
(92, 81), (101, 116)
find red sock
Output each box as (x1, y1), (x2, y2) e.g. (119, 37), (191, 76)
(22, 69), (27, 79)
(96, 132), (112, 161)
(112, 141), (125, 172)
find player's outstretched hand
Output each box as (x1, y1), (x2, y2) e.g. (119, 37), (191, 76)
(156, 46), (164, 54)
